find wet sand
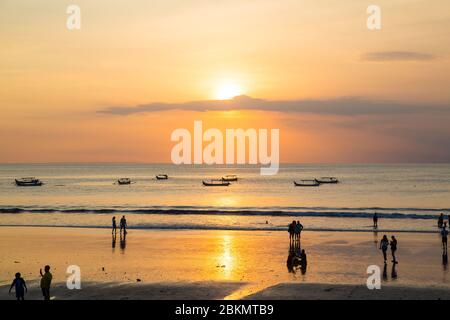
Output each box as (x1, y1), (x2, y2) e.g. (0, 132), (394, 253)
(0, 227), (449, 300)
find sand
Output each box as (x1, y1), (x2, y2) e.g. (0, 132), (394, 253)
(1, 226), (449, 300)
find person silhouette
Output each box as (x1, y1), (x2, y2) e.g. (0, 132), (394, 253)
(112, 216), (117, 234)
(373, 212), (378, 229)
(390, 236), (398, 264)
(120, 215), (127, 235)
(9, 272), (27, 300)
(379, 235), (389, 264)
(40, 265), (52, 300)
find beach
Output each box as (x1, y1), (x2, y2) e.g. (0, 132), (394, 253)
(1, 226), (450, 300)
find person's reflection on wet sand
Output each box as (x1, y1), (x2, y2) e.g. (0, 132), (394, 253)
(391, 263), (397, 280)
(112, 232), (116, 249)
(373, 230), (379, 248)
(287, 239), (306, 274)
(443, 249), (448, 270)
(383, 263), (388, 281)
(120, 232), (127, 252)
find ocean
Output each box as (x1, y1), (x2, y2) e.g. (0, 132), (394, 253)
(0, 163), (449, 233)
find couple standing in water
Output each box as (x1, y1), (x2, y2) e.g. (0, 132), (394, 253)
(379, 235), (398, 264)
(112, 215), (127, 234)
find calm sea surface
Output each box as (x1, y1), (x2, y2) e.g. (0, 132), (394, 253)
(0, 164), (449, 232)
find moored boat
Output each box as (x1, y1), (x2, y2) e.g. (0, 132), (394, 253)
(156, 174), (169, 180)
(117, 178), (131, 185)
(316, 177), (339, 184)
(15, 177), (43, 187)
(221, 174), (238, 182)
(293, 180), (320, 187)
(203, 179), (230, 187)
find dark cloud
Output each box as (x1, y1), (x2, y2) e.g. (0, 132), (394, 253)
(98, 95), (449, 116)
(361, 51), (436, 62)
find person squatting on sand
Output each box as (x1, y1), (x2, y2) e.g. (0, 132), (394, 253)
(40, 265), (52, 300)
(9, 272), (27, 300)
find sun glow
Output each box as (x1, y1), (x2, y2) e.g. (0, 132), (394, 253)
(215, 83), (242, 100)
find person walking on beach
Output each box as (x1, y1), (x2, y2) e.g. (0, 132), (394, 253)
(9, 272), (27, 300)
(373, 213), (379, 229)
(112, 216), (117, 234)
(120, 215), (127, 234)
(390, 236), (398, 264)
(438, 213), (444, 228)
(379, 235), (389, 264)
(40, 265), (52, 300)
(441, 223), (448, 252)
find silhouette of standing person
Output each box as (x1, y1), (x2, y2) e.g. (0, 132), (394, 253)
(40, 265), (52, 300)
(379, 235), (389, 264)
(373, 213), (378, 229)
(9, 272), (27, 300)
(441, 223), (448, 252)
(296, 220), (304, 240)
(390, 236), (398, 264)
(112, 216), (117, 234)
(120, 215), (127, 235)
(288, 221), (295, 242)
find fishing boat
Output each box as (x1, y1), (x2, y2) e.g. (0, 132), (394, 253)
(221, 174), (238, 182)
(202, 179), (230, 187)
(316, 177), (339, 184)
(117, 178), (131, 185)
(156, 174), (169, 180)
(293, 180), (320, 187)
(15, 177), (43, 187)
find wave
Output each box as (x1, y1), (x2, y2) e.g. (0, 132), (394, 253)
(0, 205), (448, 220)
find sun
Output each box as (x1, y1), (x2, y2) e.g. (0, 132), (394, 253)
(215, 83), (242, 100)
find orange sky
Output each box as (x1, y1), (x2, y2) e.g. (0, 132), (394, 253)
(1, 0), (450, 163)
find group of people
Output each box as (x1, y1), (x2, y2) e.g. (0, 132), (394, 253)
(288, 220), (304, 241)
(112, 215), (127, 234)
(9, 265), (52, 301)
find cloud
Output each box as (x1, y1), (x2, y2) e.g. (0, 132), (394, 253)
(98, 95), (449, 116)
(361, 51), (436, 62)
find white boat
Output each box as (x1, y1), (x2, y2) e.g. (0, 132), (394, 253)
(222, 174), (238, 182)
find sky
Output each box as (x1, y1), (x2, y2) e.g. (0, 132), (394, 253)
(0, 0), (450, 163)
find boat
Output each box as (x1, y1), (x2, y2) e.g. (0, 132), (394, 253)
(156, 174), (169, 180)
(202, 179), (230, 187)
(221, 174), (238, 182)
(117, 178), (131, 185)
(293, 180), (320, 187)
(316, 177), (339, 184)
(15, 177), (43, 187)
